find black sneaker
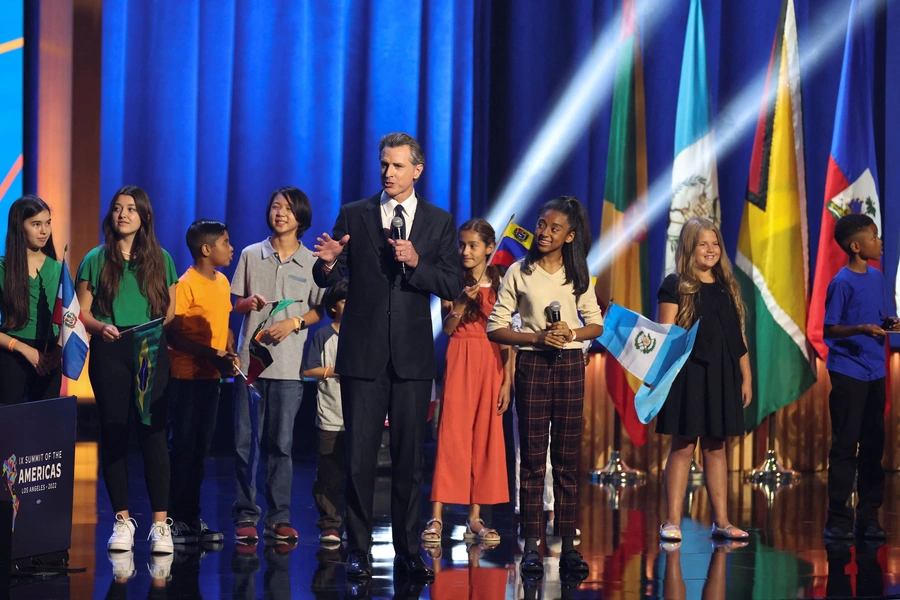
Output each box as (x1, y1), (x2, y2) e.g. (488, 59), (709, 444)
(855, 521), (887, 540)
(193, 519), (225, 543)
(823, 523), (855, 540)
(170, 521), (198, 544)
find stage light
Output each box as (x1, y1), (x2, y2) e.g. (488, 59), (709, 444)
(587, 0), (879, 277)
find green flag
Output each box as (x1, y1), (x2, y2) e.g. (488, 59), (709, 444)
(250, 299), (300, 337)
(267, 299), (297, 319)
(133, 318), (164, 426)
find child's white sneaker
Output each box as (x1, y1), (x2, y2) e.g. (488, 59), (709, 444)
(148, 518), (175, 555)
(107, 514), (137, 552)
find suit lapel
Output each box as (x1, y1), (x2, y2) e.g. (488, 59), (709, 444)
(408, 196), (432, 246)
(360, 194), (386, 252)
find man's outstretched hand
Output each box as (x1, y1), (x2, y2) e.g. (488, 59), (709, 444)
(313, 233), (350, 266)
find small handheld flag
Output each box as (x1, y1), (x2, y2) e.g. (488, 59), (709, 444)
(243, 299), (298, 383)
(598, 304), (699, 424)
(492, 222), (533, 269)
(131, 318), (164, 426)
(52, 255), (89, 380)
(247, 339), (274, 385)
(265, 299), (298, 319)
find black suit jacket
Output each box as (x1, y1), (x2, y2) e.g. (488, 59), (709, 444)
(312, 193), (463, 380)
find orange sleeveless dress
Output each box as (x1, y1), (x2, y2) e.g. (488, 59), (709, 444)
(431, 286), (509, 505)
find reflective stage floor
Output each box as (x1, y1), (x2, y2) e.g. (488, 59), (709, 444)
(10, 442), (900, 599)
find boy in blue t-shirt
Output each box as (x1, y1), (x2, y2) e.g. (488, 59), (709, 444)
(823, 214), (900, 540)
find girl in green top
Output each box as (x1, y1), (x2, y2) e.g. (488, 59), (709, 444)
(0, 195), (62, 404)
(75, 185), (179, 556)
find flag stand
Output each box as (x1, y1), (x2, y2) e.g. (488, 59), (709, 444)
(746, 413), (796, 485)
(590, 413), (646, 485)
(688, 450), (704, 483)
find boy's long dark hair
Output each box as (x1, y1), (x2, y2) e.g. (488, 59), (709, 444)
(2, 196), (58, 332)
(266, 187), (312, 239)
(96, 185), (170, 319)
(458, 219), (504, 324)
(521, 196), (592, 295)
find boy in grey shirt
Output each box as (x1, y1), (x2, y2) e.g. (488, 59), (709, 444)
(231, 187), (325, 546)
(302, 279), (349, 545)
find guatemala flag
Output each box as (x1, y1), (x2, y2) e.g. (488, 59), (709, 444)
(807, 0), (883, 362)
(598, 303), (698, 424)
(52, 257), (89, 380)
(666, 0), (719, 276)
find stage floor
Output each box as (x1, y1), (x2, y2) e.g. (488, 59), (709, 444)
(11, 442), (900, 599)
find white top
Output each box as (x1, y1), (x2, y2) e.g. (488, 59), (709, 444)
(380, 190), (418, 236)
(487, 260), (603, 351)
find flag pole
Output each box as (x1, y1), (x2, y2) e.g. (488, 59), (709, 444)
(746, 411), (797, 486)
(589, 304), (646, 486)
(48, 245), (70, 355)
(487, 213), (515, 269)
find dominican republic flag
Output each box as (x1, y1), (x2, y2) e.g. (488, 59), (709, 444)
(491, 221), (533, 268)
(598, 304), (699, 424)
(808, 0), (883, 362)
(666, 0), (719, 276)
(52, 258), (88, 380)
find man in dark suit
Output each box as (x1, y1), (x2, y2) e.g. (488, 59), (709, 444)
(312, 132), (462, 581)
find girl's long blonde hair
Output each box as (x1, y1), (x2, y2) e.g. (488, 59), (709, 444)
(673, 217), (745, 332)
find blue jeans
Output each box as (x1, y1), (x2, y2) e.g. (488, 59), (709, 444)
(167, 378), (221, 523)
(232, 379), (304, 526)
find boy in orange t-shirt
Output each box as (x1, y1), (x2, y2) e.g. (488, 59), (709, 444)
(167, 219), (239, 545)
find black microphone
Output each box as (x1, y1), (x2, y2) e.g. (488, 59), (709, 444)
(391, 215), (406, 274)
(549, 300), (562, 358)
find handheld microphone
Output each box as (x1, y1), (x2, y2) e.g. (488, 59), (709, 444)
(549, 300), (562, 358)
(391, 215), (406, 274)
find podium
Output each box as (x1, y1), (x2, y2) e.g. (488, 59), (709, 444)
(0, 396), (76, 562)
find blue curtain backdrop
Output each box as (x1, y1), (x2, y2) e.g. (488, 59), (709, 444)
(100, 0), (899, 321)
(101, 0), (479, 270)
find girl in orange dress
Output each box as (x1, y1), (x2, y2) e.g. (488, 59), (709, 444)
(422, 219), (511, 545)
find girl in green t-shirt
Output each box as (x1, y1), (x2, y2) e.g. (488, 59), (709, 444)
(0, 195), (62, 404)
(75, 185), (178, 556)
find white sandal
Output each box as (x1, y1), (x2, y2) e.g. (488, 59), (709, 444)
(420, 518), (442, 544)
(464, 518), (501, 543)
(659, 523), (682, 541)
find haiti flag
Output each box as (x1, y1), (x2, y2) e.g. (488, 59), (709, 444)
(807, 0), (883, 363)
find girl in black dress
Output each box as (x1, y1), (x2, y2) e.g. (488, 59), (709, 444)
(657, 218), (752, 542)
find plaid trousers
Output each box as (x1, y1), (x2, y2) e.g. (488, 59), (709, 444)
(515, 349), (585, 538)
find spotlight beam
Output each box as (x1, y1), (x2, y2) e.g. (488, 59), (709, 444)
(485, 0), (677, 235)
(433, 0), (678, 338)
